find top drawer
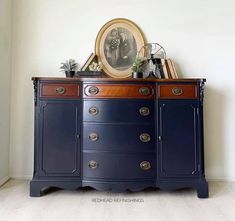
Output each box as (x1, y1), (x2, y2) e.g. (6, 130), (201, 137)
(158, 84), (198, 99)
(40, 83), (79, 98)
(83, 84), (154, 99)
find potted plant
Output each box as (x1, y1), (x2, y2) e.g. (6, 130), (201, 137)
(60, 59), (78, 77)
(131, 57), (146, 78)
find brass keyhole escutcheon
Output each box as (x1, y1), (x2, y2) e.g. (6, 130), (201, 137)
(139, 107), (150, 116)
(55, 87), (66, 94)
(89, 107), (99, 115)
(88, 160), (98, 169)
(172, 87), (183, 96)
(140, 161), (151, 170)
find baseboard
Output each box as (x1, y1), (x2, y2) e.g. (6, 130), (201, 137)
(10, 174), (31, 180)
(207, 176), (235, 182)
(0, 176), (10, 187)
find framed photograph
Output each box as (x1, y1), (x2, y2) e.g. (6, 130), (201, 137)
(81, 53), (97, 71)
(95, 18), (146, 78)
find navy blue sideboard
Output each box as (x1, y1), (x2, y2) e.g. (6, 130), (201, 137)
(30, 77), (208, 198)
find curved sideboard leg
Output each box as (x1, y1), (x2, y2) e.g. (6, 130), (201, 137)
(30, 180), (82, 197)
(30, 180), (46, 197)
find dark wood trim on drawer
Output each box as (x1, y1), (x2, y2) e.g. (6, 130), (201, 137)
(40, 83), (79, 98)
(158, 84), (198, 99)
(83, 84), (154, 99)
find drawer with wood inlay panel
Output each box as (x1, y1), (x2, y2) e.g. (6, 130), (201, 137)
(83, 84), (154, 99)
(83, 152), (156, 180)
(158, 84), (198, 99)
(40, 83), (80, 98)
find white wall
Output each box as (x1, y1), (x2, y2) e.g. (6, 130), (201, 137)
(0, 0), (11, 184)
(10, 0), (235, 180)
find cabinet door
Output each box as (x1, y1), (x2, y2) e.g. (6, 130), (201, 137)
(158, 100), (199, 178)
(38, 101), (80, 177)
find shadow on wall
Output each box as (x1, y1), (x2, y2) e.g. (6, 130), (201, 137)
(172, 61), (183, 78)
(204, 86), (227, 181)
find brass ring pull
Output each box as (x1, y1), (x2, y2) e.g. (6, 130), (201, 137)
(139, 107), (150, 116)
(139, 87), (150, 96)
(172, 88), (183, 96)
(88, 160), (98, 169)
(89, 133), (99, 141)
(88, 86), (99, 95)
(140, 133), (151, 142)
(89, 107), (99, 115)
(55, 87), (66, 94)
(140, 161), (151, 170)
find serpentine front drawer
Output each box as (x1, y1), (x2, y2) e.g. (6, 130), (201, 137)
(40, 83), (80, 98)
(83, 124), (155, 151)
(158, 84), (198, 99)
(83, 100), (154, 123)
(83, 152), (156, 180)
(83, 84), (154, 99)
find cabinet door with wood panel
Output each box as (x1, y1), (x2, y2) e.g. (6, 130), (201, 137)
(158, 100), (200, 178)
(38, 101), (81, 177)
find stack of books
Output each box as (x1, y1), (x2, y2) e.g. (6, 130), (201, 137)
(158, 58), (179, 79)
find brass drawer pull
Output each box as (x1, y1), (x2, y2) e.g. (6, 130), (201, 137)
(140, 133), (151, 142)
(89, 133), (99, 141)
(88, 86), (99, 95)
(89, 107), (99, 115)
(55, 87), (66, 94)
(140, 161), (151, 170)
(88, 160), (98, 169)
(139, 107), (150, 116)
(139, 87), (150, 96)
(172, 87), (183, 96)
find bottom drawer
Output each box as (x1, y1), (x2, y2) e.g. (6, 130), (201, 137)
(83, 152), (156, 180)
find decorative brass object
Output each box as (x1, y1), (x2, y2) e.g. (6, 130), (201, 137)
(140, 133), (151, 142)
(88, 86), (99, 95)
(89, 107), (99, 115)
(139, 107), (150, 116)
(172, 87), (183, 96)
(88, 160), (98, 169)
(139, 87), (150, 96)
(89, 133), (99, 141)
(55, 87), (66, 94)
(140, 161), (151, 170)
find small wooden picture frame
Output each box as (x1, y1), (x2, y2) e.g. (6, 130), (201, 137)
(81, 53), (98, 71)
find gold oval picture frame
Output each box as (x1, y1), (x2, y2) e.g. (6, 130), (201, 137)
(95, 18), (146, 78)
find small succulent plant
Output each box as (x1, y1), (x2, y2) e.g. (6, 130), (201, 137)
(89, 61), (103, 72)
(60, 59), (78, 72)
(132, 57), (146, 73)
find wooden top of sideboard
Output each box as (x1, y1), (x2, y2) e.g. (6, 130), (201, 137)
(32, 77), (206, 83)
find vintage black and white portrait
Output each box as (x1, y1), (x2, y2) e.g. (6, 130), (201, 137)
(103, 28), (137, 71)
(95, 18), (145, 78)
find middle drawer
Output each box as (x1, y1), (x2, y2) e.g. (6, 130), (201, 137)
(83, 124), (155, 151)
(83, 100), (154, 123)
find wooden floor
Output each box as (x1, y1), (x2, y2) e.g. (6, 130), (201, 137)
(0, 179), (234, 221)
